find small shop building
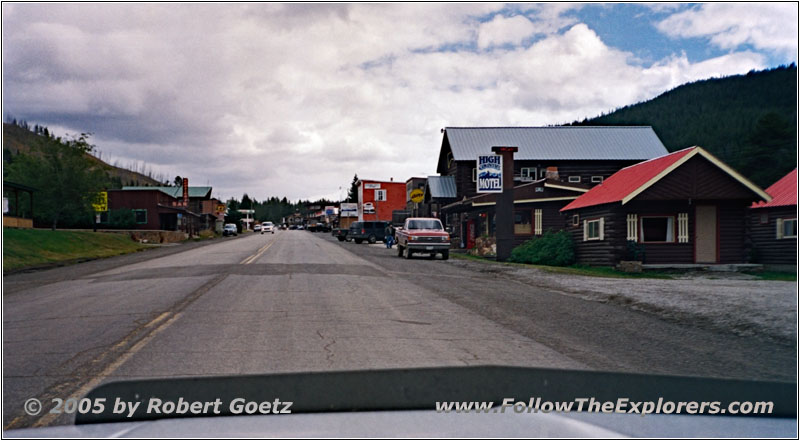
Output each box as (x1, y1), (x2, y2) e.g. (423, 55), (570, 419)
(560, 147), (771, 266)
(749, 168), (797, 270)
(357, 178), (407, 222)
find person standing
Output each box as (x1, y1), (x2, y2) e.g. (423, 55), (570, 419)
(385, 224), (394, 248)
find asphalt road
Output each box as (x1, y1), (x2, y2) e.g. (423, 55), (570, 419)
(3, 230), (795, 429)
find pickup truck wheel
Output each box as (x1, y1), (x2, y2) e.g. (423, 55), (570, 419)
(441, 250), (449, 260)
(404, 247), (413, 259)
(337, 236), (345, 242)
(355, 239), (363, 244)
(397, 245), (404, 257)
(368, 235), (376, 244)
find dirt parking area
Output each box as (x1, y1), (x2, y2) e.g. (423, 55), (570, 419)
(449, 258), (797, 345)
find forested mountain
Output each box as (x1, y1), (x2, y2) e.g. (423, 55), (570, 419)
(569, 64), (797, 188)
(3, 122), (166, 188)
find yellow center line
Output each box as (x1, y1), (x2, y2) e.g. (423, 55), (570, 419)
(240, 237), (277, 265)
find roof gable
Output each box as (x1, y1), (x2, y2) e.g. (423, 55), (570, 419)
(122, 186), (212, 198)
(561, 147), (771, 211)
(442, 126), (668, 162)
(426, 175), (457, 199)
(752, 168), (797, 208)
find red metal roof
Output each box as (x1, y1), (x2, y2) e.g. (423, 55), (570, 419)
(560, 147), (697, 211)
(752, 168), (797, 208)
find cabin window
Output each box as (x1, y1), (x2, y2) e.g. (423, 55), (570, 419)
(534, 209), (543, 235)
(568, 176), (581, 183)
(777, 218), (797, 239)
(572, 214), (580, 226)
(472, 168), (477, 182)
(514, 210), (532, 235)
(520, 167), (536, 179)
(591, 176), (603, 183)
(583, 218), (604, 241)
(133, 209), (147, 224)
(759, 213), (768, 224)
(640, 216), (675, 243)
(375, 189), (387, 201)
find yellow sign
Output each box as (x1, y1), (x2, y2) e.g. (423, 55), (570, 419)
(216, 203), (226, 213)
(410, 188), (424, 203)
(92, 191), (108, 212)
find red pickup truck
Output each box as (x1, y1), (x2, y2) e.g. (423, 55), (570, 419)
(395, 217), (450, 260)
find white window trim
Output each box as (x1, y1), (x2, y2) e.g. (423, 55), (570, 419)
(677, 213), (689, 243)
(626, 214), (638, 241)
(374, 189), (387, 201)
(472, 168), (477, 182)
(572, 214), (580, 226)
(534, 209), (542, 235)
(778, 218), (797, 239)
(591, 176), (604, 183)
(568, 176), (581, 183)
(584, 218), (604, 241)
(521, 167), (535, 178)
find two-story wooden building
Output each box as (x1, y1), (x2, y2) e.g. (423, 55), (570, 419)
(437, 126), (669, 248)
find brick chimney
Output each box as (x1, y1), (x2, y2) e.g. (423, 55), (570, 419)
(545, 166), (559, 180)
(182, 177), (189, 206)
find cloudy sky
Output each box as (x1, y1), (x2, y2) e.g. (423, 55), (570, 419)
(2, 3), (797, 202)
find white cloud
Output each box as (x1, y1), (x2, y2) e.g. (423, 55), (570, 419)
(477, 14), (537, 49)
(656, 3), (798, 58)
(1, 4), (777, 202)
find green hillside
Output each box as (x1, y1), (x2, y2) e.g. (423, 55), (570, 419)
(570, 64), (797, 188)
(3, 122), (165, 188)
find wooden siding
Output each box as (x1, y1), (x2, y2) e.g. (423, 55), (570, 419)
(566, 200), (752, 266)
(511, 201), (570, 247)
(625, 201), (694, 264)
(750, 206), (797, 266)
(449, 159), (636, 201)
(636, 155), (756, 201)
(718, 203), (747, 264)
(564, 204), (625, 266)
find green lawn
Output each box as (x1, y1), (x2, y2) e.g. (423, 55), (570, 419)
(3, 228), (146, 272)
(743, 271), (797, 281)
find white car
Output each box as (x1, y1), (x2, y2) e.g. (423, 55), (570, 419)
(261, 222), (275, 234)
(254, 224), (262, 232)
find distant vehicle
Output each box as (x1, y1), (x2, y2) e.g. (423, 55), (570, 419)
(296, 225), (305, 230)
(289, 225), (298, 230)
(349, 221), (389, 244)
(261, 222), (275, 234)
(395, 217), (449, 260)
(254, 224), (262, 232)
(222, 224), (238, 237)
(333, 217), (357, 241)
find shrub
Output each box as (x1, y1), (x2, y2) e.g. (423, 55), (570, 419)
(107, 208), (136, 229)
(509, 230), (576, 266)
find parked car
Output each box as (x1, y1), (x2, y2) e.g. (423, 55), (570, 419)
(261, 222), (275, 234)
(222, 223), (238, 237)
(348, 221), (389, 244)
(395, 217), (450, 259)
(254, 224), (262, 232)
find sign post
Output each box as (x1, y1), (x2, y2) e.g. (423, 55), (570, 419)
(490, 146), (518, 261)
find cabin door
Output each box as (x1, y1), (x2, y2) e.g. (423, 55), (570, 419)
(695, 205), (717, 263)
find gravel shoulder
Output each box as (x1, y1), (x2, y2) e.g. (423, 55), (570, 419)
(449, 257), (797, 345)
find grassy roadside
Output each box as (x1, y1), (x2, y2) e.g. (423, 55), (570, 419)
(452, 253), (674, 279)
(743, 271), (797, 281)
(3, 228), (147, 272)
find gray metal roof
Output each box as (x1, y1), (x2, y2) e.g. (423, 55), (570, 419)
(444, 127), (668, 161)
(426, 175), (457, 199)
